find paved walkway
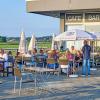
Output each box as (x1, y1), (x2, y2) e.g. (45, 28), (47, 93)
(0, 68), (100, 100)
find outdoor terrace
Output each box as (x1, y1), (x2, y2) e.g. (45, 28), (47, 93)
(0, 67), (100, 100)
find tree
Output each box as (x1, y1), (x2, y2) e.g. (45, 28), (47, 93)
(0, 36), (7, 42)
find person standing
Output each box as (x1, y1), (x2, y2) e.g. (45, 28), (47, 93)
(82, 40), (91, 76)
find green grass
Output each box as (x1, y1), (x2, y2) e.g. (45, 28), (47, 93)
(37, 42), (51, 49)
(0, 42), (51, 49)
(0, 42), (18, 49)
(0, 41), (51, 56)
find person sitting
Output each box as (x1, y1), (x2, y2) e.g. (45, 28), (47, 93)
(60, 46), (64, 52)
(1, 49), (8, 69)
(47, 50), (59, 69)
(75, 50), (82, 61)
(54, 42), (58, 50)
(0, 49), (4, 60)
(32, 48), (37, 61)
(70, 46), (77, 55)
(7, 51), (14, 62)
(39, 49), (44, 55)
(32, 48), (37, 56)
(15, 50), (23, 70)
(43, 49), (48, 58)
(66, 50), (74, 74)
(6, 51), (14, 76)
(66, 50), (74, 66)
(52, 50), (59, 62)
(0, 49), (5, 76)
(75, 50), (83, 69)
(47, 50), (53, 58)
(2, 50), (8, 60)
(16, 50), (21, 57)
(37, 49), (46, 67)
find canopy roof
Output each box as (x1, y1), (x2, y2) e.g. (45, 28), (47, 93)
(54, 29), (96, 41)
(92, 32), (100, 40)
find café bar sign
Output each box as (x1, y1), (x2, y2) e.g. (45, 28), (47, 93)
(66, 14), (83, 22)
(66, 13), (100, 23)
(85, 13), (100, 22)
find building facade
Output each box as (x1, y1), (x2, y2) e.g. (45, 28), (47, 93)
(26, 0), (100, 32)
(26, 0), (100, 49)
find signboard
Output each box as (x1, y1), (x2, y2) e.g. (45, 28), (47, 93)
(66, 13), (100, 23)
(85, 13), (100, 22)
(66, 14), (83, 23)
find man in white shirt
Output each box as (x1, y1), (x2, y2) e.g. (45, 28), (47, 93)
(2, 49), (8, 68)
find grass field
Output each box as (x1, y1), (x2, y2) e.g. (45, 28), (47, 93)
(0, 42), (19, 49)
(0, 42), (51, 56)
(0, 42), (51, 49)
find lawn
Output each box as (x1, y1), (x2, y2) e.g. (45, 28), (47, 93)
(0, 41), (51, 56)
(0, 41), (51, 50)
(0, 42), (18, 49)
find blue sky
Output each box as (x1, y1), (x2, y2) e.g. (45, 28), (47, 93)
(0, 0), (59, 37)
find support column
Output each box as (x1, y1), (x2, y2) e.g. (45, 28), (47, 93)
(60, 13), (65, 33)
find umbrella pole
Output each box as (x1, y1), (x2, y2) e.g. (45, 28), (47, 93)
(91, 41), (97, 71)
(93, 41), (94, 68)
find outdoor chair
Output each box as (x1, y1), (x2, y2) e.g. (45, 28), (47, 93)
(73, 60), (81, 75)
(15, 56), (23, 71)
(23, 56), (33, 67)
(6, 61), (14, 76)
(3, 56), (15, 76)
(47, 58), (57, 69)
(15, 56), (23, 62)
(0, 60), (5, 76)
(95, 57), (100, 68)
(36, 55), (46, 68)
(14, 66), (34, 96)
(46, 58), (60, 77)
(58, 58), (69, 77)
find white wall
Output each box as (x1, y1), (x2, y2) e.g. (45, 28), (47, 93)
(66, 40), (84, 50)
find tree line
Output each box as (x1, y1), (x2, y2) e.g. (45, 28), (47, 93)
(0, 36), (7, 42)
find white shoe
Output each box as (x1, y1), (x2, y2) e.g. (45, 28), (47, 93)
(0, 81), (2, 84)
(88, 75), (91, 77)
(81, 75), (86, 77)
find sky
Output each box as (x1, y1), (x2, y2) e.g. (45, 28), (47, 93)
(0, 0), (60, 37)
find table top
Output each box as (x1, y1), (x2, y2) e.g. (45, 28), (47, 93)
(23, 67), (59, 73)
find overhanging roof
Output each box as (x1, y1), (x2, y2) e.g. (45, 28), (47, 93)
(26, 0), (100, 18)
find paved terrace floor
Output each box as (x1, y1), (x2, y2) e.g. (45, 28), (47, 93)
(0, 68), (100, 100)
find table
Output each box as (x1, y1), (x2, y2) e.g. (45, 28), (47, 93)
(23, 66), (59, 92)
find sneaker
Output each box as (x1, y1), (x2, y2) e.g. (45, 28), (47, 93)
(0, 81), (2, 84)
(87, 74), (91, 77)
(88, 75), (90, 77)
(81, 75), (86, 77)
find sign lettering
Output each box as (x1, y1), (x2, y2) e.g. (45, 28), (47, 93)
(66, 13), (100, 23)
(85, 13), (100, 22)
(66, 14), (83, 22)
